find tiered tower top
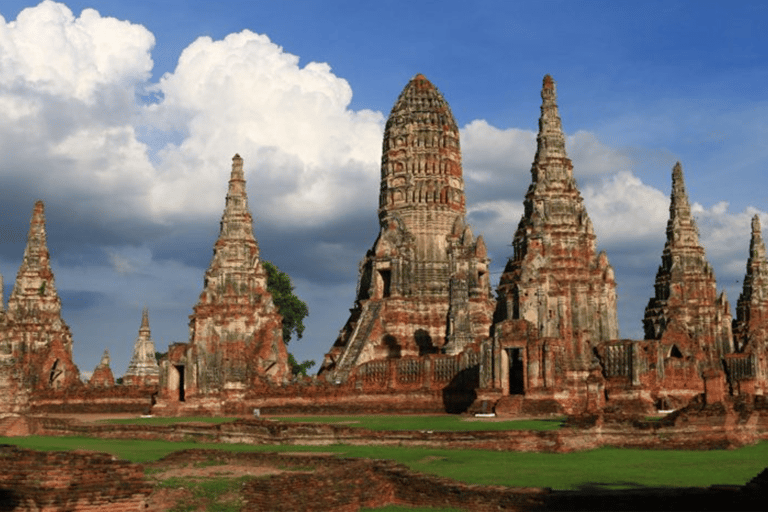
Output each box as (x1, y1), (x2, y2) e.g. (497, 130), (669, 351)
(379, 74), (465, 218)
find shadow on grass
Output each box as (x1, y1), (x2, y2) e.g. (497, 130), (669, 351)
(544, 481), (758, 511)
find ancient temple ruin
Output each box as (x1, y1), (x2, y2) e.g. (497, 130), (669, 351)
(319, 74), (494, 384)
(123, 308), (160, 387)
(643, 162), (733, 360)
(479, 75), (619, 414)
(0, 201), (81, 413)
(156, 154), (289, 412)
(2, 73), (767, 420)
(728, 215), (768, 394)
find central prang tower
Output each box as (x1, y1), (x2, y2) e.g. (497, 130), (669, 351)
(320, 74), (494, 382)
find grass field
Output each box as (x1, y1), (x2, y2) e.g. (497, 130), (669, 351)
(2, 434), (766, 490)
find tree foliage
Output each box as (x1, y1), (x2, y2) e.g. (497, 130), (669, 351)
(288, 353), (316, 377)
(262, 260), (309, 344)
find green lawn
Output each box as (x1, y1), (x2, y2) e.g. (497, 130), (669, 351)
(269, 415), (565, 431)
(2, 435), (766, 490)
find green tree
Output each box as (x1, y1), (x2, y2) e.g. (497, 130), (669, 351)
(288, 353), (316, 377)
(262, 261), (314, 376)
(262, 261), (309, 343)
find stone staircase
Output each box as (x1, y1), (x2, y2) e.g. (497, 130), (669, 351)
(332, 301), (383, 383)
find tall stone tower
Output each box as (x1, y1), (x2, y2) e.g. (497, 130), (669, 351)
(733, 215), (768, 350)
(123, 307), (160, 386)
(729, 215), (768, 390)
(495, 75), (619, 368)
(320, 74), (494, 382)
(168, 154), (288, 399)
(0, 201), (81, 412)
(643, 163), (733, 364)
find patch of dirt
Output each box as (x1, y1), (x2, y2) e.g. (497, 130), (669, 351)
(149, 462), (284, 480)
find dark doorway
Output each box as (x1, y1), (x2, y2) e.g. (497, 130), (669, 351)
(378, 269), (392, 298)
(175, 365), (186, 401)
(507, 348), (525, 395)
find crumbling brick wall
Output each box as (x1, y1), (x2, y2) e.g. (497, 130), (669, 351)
(0, 445), (151, 511)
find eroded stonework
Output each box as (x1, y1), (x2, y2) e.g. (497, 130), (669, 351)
(123, 308), (160, 387)
(479, 75), (619, 414)
(643, 162), (733, 360)
(0, 201), (81, 413)
(157, 155), (289, 410)
(319, 74), (494, 383)
(728, 215), (768, 394)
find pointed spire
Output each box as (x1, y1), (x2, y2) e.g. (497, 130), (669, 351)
(23, 200), (51, 272)
(530, 75), (574, 188)
(218, 154), (257, 246)
(98, 349), (111, 367)
(9, 200), (61, 313)
(666, 162), (700, 247)
(139, 306), (151, 335)
(534, 75), (568, 162)
(750, 215), (766, 262)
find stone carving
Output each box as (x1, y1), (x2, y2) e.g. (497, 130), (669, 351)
(123, 307), (160, 386)
(0, 201), (81, 413)
(158, 155), (289, 408)
(319, 74), (494, 383)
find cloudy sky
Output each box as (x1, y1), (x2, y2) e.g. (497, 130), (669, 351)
(0, 0), (766, 377)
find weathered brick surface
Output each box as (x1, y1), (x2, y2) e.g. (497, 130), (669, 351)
(0, 445), (151, 511)
(320, 74), (494, 384)
(0, 201), (82, 414)
(88, 349), (115, 388)
(156, 155), (289, 412)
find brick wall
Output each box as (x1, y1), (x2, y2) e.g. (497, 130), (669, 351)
(0, 445), (151, 511)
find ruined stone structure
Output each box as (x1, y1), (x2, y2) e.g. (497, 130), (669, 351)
(728, 215), (768, 394)
(0, 201), (81, 413)
(156, 154), (289, 411)
(643, 162), (733, 361)
(478, 75), (618, 414)
(319, 74), (494, 384)
(123, 308), (160, 387)
(583, 164), (736, 411)
(88, 349), (115, 388)
(2, 74), (767, 421)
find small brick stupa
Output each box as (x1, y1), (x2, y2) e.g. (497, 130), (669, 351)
(123, 308), (160, 386)
(0, 201), (81, 413)
(319, 74), (494, 383)
(158, 155), (288, 411)
(89, 349), (115, 388)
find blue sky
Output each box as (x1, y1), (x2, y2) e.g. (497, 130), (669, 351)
(0, 0), (766, 377)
